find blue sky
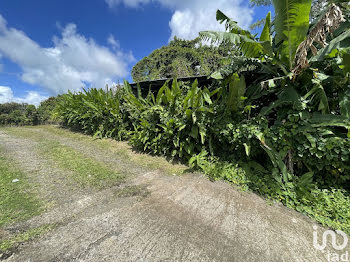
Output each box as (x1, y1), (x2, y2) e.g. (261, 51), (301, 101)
(0, 0), (271, 105)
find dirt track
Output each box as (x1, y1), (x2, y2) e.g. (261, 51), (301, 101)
(0, 126), (347, 262)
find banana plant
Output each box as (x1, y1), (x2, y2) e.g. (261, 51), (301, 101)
(200, 1), (348, 75)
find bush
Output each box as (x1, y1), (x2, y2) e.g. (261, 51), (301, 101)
(127, 80), (215, 160)
(0, 103), (39, 126)
(55, 88), (129, 140)
(37, 97), (59, 123)
(0, 97), (60, 126)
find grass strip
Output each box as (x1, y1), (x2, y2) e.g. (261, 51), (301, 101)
(0, 149), (42, 227)
(0, 224), (54, 252)
(1, 127), (125, 189)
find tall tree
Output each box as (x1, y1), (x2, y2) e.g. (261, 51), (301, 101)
(131, 37), (238, 82)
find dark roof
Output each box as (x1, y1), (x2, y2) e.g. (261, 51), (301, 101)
(130, 75), (212, 90)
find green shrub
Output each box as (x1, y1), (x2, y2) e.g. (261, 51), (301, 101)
(0, 103), (39, 126)
(37, 97), (59, 123)
(55, 75), (350, 235)
(127, 80), (215, 160)
(55, 87), (129, 140)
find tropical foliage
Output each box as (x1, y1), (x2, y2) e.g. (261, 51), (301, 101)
(54, 0), (350, 234)
(198, 0), (350, 177)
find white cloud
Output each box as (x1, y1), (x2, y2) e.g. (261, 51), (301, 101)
(0, 15), (133, 95)
(106, 0), (150, 8)
(17, 91), (48, 106)
(0, 86), (13, 104)
(0, 86), (47, 106)
(107, 34), (120, 50)
(106, 0), (253, 40)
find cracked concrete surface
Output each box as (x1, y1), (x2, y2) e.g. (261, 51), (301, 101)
(0, 127), (348, 262)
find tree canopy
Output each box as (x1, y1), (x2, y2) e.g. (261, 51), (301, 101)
(131, 37), (238, 82)
(0, 97), (59, 126)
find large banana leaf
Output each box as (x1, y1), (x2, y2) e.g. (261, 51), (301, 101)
(216, 10), (252, 37)
(260, 12), (273, 56)
(260, 87), (302, 115)
(199, 9), (264, 58)
(199, 31), (241, 45)
(199, 31), (264, 58)
(273, 0), (312, 69)
(310, 114), (350, 128)
(304, 79), (330, 114)
(225, 73), (246, 113)
(260, 12), (272, 42)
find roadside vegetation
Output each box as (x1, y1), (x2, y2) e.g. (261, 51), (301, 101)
(53, 0), (350, 234)
(0, 225), (54, 253)
(0, 97), (58, 126)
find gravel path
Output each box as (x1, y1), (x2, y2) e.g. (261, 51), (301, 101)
(0, 127), (347, 262)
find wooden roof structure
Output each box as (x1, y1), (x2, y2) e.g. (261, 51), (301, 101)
(129, 75), (212, 90)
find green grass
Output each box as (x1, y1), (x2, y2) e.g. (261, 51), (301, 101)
(39, 140), (125, 189)
(1, 127), (125, 189)
(4, 126), (187, 176)
(0, 149), (42, 227)
(0, 224), (54, 251)
(45, 125), (187, 175)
